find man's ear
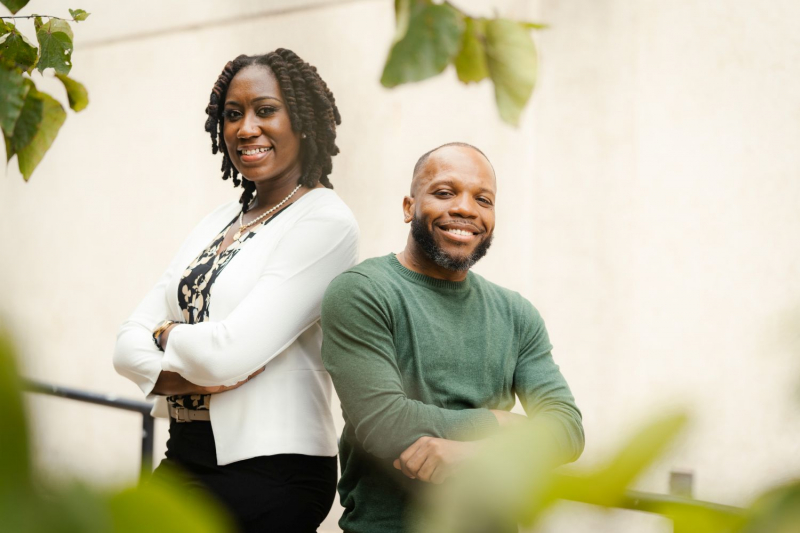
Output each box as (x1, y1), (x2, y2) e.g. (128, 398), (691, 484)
(402, 196), (414, 223)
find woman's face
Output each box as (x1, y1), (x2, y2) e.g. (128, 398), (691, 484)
(223, 65), (302, 186)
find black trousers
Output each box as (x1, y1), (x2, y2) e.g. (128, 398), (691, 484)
(151, 420), (337, 533)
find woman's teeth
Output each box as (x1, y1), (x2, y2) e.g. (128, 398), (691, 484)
(241, 147), (272, 155)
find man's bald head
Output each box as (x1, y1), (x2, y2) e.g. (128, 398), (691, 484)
(410, 142), (495, 196)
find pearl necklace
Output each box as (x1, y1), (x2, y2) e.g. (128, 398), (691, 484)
(233, 184), (301, 241)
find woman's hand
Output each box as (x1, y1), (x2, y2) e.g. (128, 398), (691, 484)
(152, 366), (266, 396)
(200, 366), (266, 393)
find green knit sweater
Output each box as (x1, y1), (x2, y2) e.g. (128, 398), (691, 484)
(321, 254), (584, 533)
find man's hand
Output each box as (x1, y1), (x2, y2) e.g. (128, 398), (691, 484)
(393, 437), (480, 484)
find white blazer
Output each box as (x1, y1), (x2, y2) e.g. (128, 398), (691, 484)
(113, 188), (359, 465)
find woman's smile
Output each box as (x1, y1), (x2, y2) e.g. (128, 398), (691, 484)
(238, 145), (274, 163)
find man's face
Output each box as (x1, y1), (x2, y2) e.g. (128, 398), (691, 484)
(404, 146), (496, 272)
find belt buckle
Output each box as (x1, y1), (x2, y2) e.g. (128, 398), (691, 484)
(173, 406), (191, 423)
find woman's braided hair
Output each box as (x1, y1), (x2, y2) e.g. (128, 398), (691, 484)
(204, 49), (341, 212)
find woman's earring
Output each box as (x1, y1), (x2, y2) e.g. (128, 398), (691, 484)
(301, 133), (307, 139)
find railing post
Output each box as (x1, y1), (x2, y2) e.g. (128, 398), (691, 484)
(670, 470), (694, 498)
(140, 413), (155, 480)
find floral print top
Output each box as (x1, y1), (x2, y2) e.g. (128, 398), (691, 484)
(167, 204), (290, 412)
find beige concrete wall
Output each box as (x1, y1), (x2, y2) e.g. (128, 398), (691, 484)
(1, 0), (799, 531)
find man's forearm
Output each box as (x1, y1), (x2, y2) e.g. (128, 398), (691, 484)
(490, 409), (527, 426)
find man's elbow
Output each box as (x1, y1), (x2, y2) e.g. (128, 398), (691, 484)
(354, 423), (414, 459)
(537, 406), (585, 465)
(349, 405), (424, 459)
(564, 422), (585, 464)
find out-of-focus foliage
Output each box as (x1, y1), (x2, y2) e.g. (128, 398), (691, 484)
(413, 411), (800, 533)
(0, 3), (89, 181)
(0, 332), (235, 533)
(740, 482), (800, 533)
(382, 2), (463, 88)
(484, 19), (538, 127)
(382, 0), (543, 126)
(415, 414), (695, 532)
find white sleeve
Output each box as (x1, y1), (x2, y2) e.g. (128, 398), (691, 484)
(112, 202), (235, 397)
(112, 240), (189, 398)
(160, 208), (359, 387)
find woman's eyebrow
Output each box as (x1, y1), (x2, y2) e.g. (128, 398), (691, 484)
(225, 96), (282, 107)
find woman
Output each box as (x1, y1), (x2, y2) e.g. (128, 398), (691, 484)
(113, 49), (358, 532)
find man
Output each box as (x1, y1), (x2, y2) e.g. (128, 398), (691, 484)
(320, 143), (584, 533)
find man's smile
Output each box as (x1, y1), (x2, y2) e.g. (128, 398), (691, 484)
(436, 222), (482, 243)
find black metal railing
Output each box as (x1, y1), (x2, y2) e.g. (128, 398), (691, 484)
(23, 380), (746, 528)
(623, 488), (745, 516)
(23, 380), (155, 477)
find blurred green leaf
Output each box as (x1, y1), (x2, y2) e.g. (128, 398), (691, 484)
(485, 18), (538, 126)
(10, 78), (42, 152)
(393, 0), (432, 42)
(55, 73), (88, 112)
(393, 0), (411, 42)
(16, 87), (66, 180)
(4, 132), (13, 161)
(109, 469), (233, 533)
(594, 412), (688, 495)
(43, 18), (74, 40)
(0, 329), (233, 533)
(0, 332), (32, 497)
(0, 0), (29, 14)
(665, 504), (745, 533)
(36, 18), (73, 75)
(520, 21), (549, 30)
(549, 412), (689, 511)
(12, 483), (115, 533)
(0, 64), (28, 135)
(0, 25), (38, 73)
(740, 481), (800, 533)
(53, 484), (115, 533)
(420, 413), (691, 533)
(68, 8), (90, 22)
(381, 2), (464, 87)
(419, 419), (566, 533)
(454, 17), (488, 84)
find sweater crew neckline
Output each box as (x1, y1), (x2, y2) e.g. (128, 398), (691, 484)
(388, 254), (471, 291)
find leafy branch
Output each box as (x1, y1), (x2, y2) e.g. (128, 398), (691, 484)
(1, 9), (90, 22)
(0, 0), (89, 181)
(381, 0), (545, 126)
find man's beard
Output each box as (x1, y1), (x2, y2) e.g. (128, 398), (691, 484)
(410, 215), (493, 272)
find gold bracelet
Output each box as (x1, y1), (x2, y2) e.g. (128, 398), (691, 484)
(152, 320), (176, 351)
